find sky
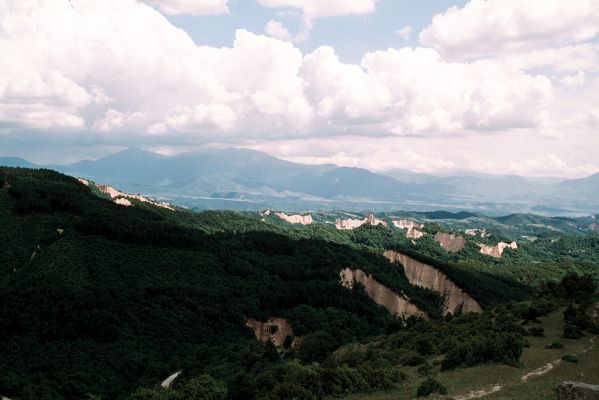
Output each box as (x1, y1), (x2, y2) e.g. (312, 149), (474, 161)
(1, 0), (598, 178)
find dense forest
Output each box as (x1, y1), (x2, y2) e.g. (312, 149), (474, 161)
(0, 167), (597, 399)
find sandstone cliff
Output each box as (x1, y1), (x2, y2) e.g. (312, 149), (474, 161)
(275, 212), (313, 225)
(335, 213), (387, 230)
(406, 227), (425, 238)
(383, 251), (482, 315)
(465, 228), (488, 237)
(339, 268), (428, 319)
(246, 317), (295, 347)
(479, 241), (518, 258)
(434, 232), (466, 252)
(392, 219), (424, 230)
(79, 179), (174, 210)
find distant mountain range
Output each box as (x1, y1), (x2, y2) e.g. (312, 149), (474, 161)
(2, 148), (598, 215)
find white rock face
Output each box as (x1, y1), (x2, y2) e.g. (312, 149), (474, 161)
(95, 183), (174, 210)
(335, 214), (387, 230)
(479, 241), (518, 258)
(384, 251), (482, 315)
(161, 371), (181, 388)
(114, 197), (132, 206)
(406, 227), (425, 238)
(465, 228), (488, 237)
(392, 219), (424, 229)
(275, 212), (313, 225)
(339, 268), (428, 319)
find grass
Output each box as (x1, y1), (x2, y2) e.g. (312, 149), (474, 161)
(346, 307), (599, 400)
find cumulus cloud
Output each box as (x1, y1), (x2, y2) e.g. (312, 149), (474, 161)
(1, 0), (597, 178)
(92, 109), (146, 133)
(420, 0), (599, 59)
(361, 48), (553, 133)
(264, 20), (291, 41)
(301, 46), (392, 123)
(143, 0), (229, 15)
(394, 25), (412, 41)
(257, 0), (378, 42)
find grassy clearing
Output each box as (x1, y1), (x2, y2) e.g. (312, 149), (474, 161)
(347, 307), (598, 400)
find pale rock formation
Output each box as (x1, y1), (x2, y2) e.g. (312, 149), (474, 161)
(339, 268), (428, 319)
(555, 381), (599, 400)
(114, 197), (132, 206)
(465, 228), (488, 237)
(406, 227), (425, 239)
(260, 209), (271, 216)
(246, 318), (295, 347)
(479, 241), (518, 258)
(77, 178), (90, 186)
(589, 223), (599, 232)
(96, 183), (174, 210)
(56, 228), (64, 234)
(392, 219), (424, 230)
(275, 212), (313, 225)
(434, 232), (466, 252)
(335, 213), (387, 230)
(384, 251), (482, 315)
(161, 371), (181, 388)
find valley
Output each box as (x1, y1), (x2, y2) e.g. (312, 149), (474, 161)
(0, 167), (598, 400)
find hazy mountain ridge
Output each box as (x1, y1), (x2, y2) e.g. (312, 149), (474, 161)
(1, 148), (598, 215)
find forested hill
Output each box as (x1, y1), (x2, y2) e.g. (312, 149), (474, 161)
(0, 167), (597, 400)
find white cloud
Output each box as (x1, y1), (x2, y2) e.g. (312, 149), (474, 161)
(257, 0), (377, 19)
(143, 0), (229, 15)
(257, 0), (378, 42)
(92, 109), (146, 132)
(361, 48), (553, 133)
(560, 71), (586, 88)
(394, 25), (412, 41)
(1, 0), (598, 179)
(264, 20), (291, 41)
(301, 46), (392, 123)
(420, 0), (599, 59)
(163, 103), (236, 132)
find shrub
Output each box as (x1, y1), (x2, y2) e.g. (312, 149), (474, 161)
(528, 326), (545, 337)
(416, 377), (447, 397)
(417, 363), (433, 376)
(402, 353), (427, 366)
(561, 354), (578, 363)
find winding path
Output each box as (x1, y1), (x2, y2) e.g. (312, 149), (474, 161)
(452, 334), (598, 400)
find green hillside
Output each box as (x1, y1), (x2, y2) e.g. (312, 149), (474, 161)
(0, 167), (597, 400)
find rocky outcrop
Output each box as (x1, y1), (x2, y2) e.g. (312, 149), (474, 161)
(479, 241), (518, 258)
(275, 212), (313, 225)
(93, 183), (174, 210)
(392, 219), (424, 230)
(589, 223), (599, 232)
(161, 371), (181, 388)
(434, 232), (466, 252)
(339, 268), (428, 319)
(406, 227), (425, 239)
(246, 318), (295, 347)
(465, 228), (488, 237)
(335, 214), (387, 230)
(114, 197), (132, 206)
(555, 381), (599, 400)
(383, 251), (482, 315)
